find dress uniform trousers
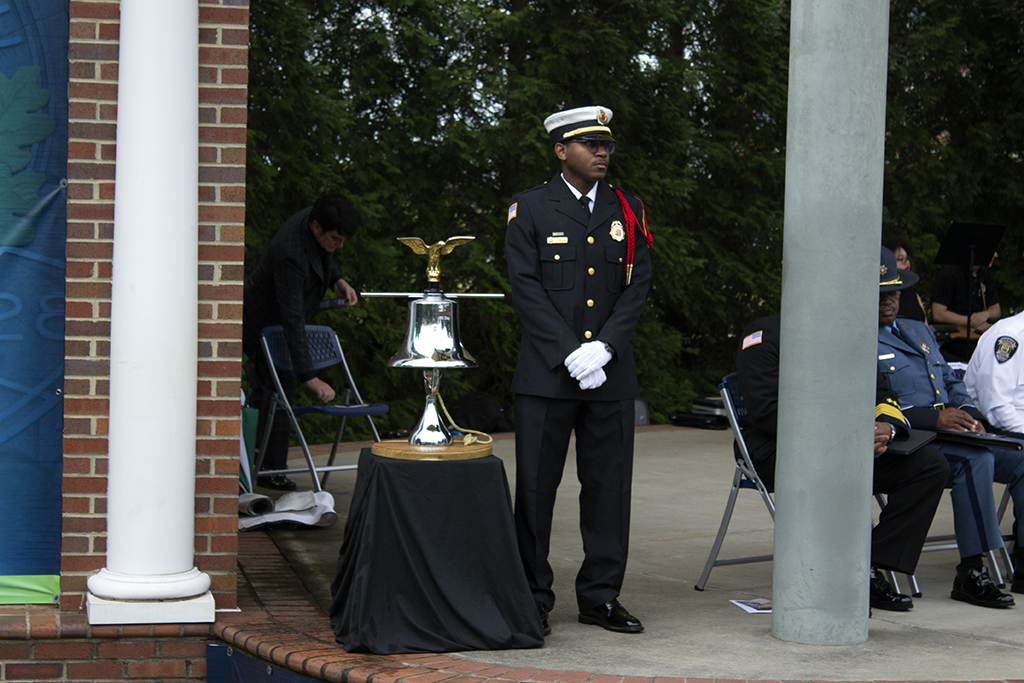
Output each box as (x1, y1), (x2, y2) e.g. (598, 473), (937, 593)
(513, 394), (635, 612)
(935, 441), (1024, 557)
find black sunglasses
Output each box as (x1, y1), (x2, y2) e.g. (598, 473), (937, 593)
(570, 138), (616, 155)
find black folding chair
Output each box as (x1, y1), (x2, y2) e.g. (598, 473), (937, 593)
(694, 373), (775, 591)
(256, 325), (388, 492)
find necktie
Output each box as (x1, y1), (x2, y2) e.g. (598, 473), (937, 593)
(580, 194), (591, 215)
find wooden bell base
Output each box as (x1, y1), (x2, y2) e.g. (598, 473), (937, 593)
(371, 438), (492, 461)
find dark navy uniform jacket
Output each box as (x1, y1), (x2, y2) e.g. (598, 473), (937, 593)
(876, 318), (984, 430)
(505, 175), (651, 400)
(738, 312), (911, 470)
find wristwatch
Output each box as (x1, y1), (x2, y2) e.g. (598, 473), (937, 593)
(886, 423), (897, 444)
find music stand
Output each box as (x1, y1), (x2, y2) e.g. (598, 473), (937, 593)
(933, 221), (1004, 340)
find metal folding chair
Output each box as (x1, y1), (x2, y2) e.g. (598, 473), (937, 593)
(256, 325), (388, 492)
(694, 373), (775, 591)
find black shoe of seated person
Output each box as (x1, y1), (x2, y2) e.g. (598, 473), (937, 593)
(869, 567), (913, 611)
(257, 474), (297, 491)
(578, 599), (644, 633)
(1012, 550), (1024, 594)
(951, 564), (1015, 608)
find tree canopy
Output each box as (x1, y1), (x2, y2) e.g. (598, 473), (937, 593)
(246, 0), (1023, 439)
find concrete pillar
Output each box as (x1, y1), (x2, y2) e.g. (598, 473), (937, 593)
(772, 0), (891, 643)
(86, 0), (213, 624)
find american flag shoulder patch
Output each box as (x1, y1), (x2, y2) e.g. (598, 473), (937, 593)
(507, 203), (517, 224)
(742, 330), (763, 349)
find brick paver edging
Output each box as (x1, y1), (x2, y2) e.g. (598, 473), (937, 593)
(220, 530), (1024, 683)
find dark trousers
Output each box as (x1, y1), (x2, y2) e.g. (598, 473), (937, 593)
(872, 444), (949, 574)
(752, 441), (948, 575)
(513, 394), (635, 612)
(251, 351), (296, 472)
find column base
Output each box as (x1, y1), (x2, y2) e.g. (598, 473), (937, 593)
(87, 590), (215, 625)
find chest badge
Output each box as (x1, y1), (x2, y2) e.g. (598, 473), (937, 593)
(919, 340), (930, 354)
(610, 220), (625, 242)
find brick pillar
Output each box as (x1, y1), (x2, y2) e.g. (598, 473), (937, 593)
(86, 0), (213, 624)
(64, 0), (247, 618)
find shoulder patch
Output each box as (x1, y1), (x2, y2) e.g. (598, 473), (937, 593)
(507, 202), (517, 224)
(742, 330), (763, 350)
(995, 336), (1019, 363)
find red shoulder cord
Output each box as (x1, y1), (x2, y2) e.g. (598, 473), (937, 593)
(614, 189), (654, 285)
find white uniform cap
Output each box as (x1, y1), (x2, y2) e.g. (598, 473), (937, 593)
(543, 106), (614, 144)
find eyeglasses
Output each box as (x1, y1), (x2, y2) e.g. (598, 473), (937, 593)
(570, 138), (616, 155)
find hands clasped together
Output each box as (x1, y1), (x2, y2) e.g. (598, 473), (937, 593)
(565, 341), (613, 390)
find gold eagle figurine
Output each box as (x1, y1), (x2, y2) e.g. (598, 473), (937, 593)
(397, 236), (475, 282)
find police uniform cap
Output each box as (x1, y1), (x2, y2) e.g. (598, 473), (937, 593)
(544, 106), (615, 145)
(880, 246), (920, 292)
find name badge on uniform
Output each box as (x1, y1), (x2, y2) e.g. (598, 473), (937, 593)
(547, 232), (568, 244)
(878, 353), (895, 360)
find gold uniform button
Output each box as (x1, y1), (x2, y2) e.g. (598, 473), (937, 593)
(890, 366), (895, 371)
(930, 374), (935, 379)
(554, 254), (560, 261)
(587, 236), (594, 244)
(584, 331), (592, 339)
(936, 390), (941, 395)
(588, 267), (595, 275)
(618, 257), (623, 263)
(587, 299), (594, 307)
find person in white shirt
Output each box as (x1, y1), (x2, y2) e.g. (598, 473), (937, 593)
(965, 311), (1024, 435)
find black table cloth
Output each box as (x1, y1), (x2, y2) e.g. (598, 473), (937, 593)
(329, 448), (544, 654)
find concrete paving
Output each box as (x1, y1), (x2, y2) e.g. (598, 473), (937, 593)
(263, 425), (1024, 681)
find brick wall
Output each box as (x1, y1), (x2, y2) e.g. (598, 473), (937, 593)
(0, 612), (211, 682)
(62, 0), (248, 617)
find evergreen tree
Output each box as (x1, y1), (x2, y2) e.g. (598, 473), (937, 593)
(246, 0), (1022, 439)
(884, 0), (1024, 310)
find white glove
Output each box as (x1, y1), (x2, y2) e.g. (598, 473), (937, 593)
(565, 341), (613, 379)
(578, 367), (607, 390)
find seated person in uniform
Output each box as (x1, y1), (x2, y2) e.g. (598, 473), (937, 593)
(878, 247), (1024, 604)
(736, 311), (949, 611)
(965, 310), (1024, 438)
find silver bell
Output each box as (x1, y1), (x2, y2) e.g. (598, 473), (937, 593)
(388, 291), (477, 369)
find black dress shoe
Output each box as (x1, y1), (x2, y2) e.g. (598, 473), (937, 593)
(578, 599), (643, 633)
(257, 474), (297, 491)
(537, 604), (551, 636)
(951, 564), (1015, 608)
(870, 568), (913, 611)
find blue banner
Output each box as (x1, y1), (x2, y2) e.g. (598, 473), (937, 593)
(0, 0), (68, 603)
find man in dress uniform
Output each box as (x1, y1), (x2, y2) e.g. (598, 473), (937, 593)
(735, 311), (949, 611)
(505, 106), (653, 635)
(877, 247), (1024, 605)
(243, 192), (360, 490)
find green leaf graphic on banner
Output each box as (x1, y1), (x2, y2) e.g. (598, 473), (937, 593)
(0, 65), (55, 246)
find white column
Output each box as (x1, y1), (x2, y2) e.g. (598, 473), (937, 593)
(772, 0), (891, 643)
(87, 0), (213, 624)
